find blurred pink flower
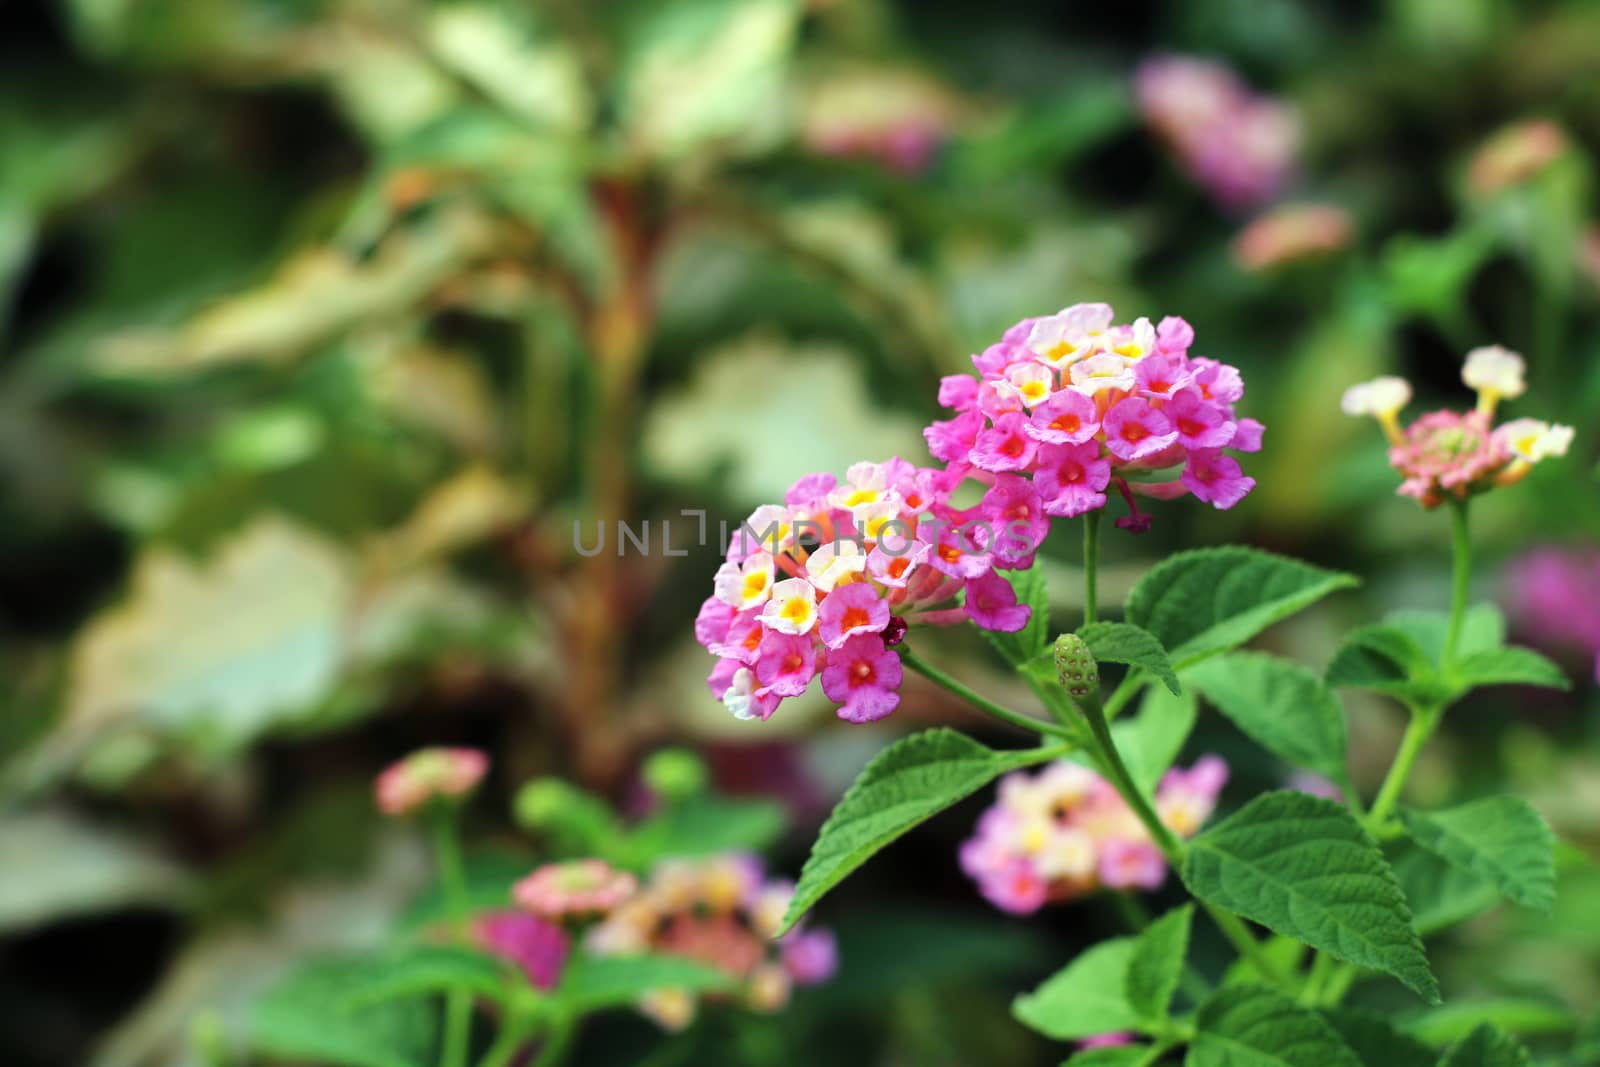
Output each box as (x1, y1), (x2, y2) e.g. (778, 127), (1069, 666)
(1233, 203), (1353, 271)
(1505, 545), (1600, 684)
(514, 859), (637, 922)
(374, 748), (488, 817)
(475, 911), (570, 990)
(1135, 54), (1299, 211)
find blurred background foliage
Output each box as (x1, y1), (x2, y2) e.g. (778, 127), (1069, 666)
(1, 0), (1598, 1064)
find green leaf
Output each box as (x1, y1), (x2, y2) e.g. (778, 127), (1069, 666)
(779, 729), (1056, 934)
(1405, 998), (1576, 1047)
(1111, 684), (1199, 795)
(1065, 1048), (1150, 1067)
(1387, 840), (1500, 936)
(1014, 938), (1142, 1040)
(1325, 624), (1449, 707)
(984, 566), (1051, 666)
(250, 958), (435, 1067)
(554, 954), (736, 1014)
(1320, 1009), (1435, 1067)
(1437, 1024), (1534, 1067)
(1127, 905), (1193, 1022)
(1399, 797), (1555, 913)
(1079, 621), (1181, 695)
(1388, 605), (1506, 664)
(340, 945), (507, 1007)
(1185, 653), (1350, 788)
(1448, 647), (1571, 692)
(1125, 548), (1357, 668)
(1187, 985), (1362, 1067)
(1181, 792), (1438, 1004)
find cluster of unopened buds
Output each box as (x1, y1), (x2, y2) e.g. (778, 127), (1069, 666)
(586, 854), (837, 1029)
(960, 756), (1227, 914)
(698, 304), (1261, 725)
(1133, 54), (1299, 211)
(1343, 346), (1573, 508)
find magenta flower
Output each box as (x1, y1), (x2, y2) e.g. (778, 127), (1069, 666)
(1103, 397), (1179, 461)
(754, 631), (818, 698)
(1166, 387), (1237, 449)
(816, 582), (890, 650)
(821, 634), (903, 723)
(1182, 449), (1256, 509)
(1505, 544), (1600, 684)
(971, 412), (1039, 472)
(1034, 442), (1112, 517)
(374, 748), (488, 818)
(514, 859), (637, 922)
(780, 928), (839, 985)
(1025, 388), (1101, 445)
(964, 570), (1030, 633)
(978, 858), (1051, 915)
(476, 912), (570, 990)
(980, 476), (1049, 570)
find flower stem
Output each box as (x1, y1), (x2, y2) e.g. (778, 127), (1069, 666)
(531, 1016), (576, 1067)
(1365, 703), (1442, 832)
(432, 806), (473, 1067)
(901, 646), (1078, 741)
(1082, 511), (1101, 627)
(1443, 497), (1472, 666)
(1078, 690), (1289, 990)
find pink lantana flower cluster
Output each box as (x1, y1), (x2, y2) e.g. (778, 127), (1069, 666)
(374, 747), (489, 817)
(587, 854), (837, 1030)
(698, 459), (1035, 725)
(960, 756), (1228, 915)
(475, 912), (571, 991)
(1133, 54), (1299, 211)
(514, 859), (638, 922)
(1343, 346), (1573, 508)
(926, 305), (1261, 531)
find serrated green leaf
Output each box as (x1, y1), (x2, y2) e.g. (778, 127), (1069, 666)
(554, 954), (735, 1014)
(1014, 938), (1142, 1040)
(1079, 621), (1181, 695)
(779, 729), (1057, 934)
(1111, 684), (1199, 795)
(1325, 624), (1450, 706)
(250, 958), (436, 1067)
(1387, 839), (1500, 936)
(341, 945), (508, 1007)
(1181, 792), (1438, 1003)
(1387, 605), (1505, 665)
(1186, 653), (1350, 788)
(1320, 1009), (1434, 1067)
(984, 566), (1051, 666)
(1405, 998), (1576, 1047)
(1399, 797), (1555, 912)
(1448, 647), (1571, 692)
(1127, 905), (1192, 1022)
(1187, 985), (1362, 1067)
(1125, 548), (1357, 669)
(1437, 1024), (1534, 1067)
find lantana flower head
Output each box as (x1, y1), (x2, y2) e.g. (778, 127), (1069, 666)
(1344, 347), (1573, 508)
(1233, 203), (1353, 271)
(928, 304), (1260, 532)
(700, 458), (1037, 725)
(587, 853), (836, 1029)
(1134, 54), (1299, 211)
(475, 911), (570, 990)
(514, 859), (637, 922)
(1506, 544), (1600, 685)
(960, 756), (1227, 914)
(374, 748), (488, 817)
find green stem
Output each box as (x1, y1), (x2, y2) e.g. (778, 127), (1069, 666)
(1082, 511), (1101, 627)
(531, 1017), (576, 1067)
(1077, 689), (1291, 990)
(1300, 951), (1336, 1006)
(901, 647), (1077, 741)
(1442, 498), (1472, 667)
(1365, 704), (1442, 831)
(1101, 670), (1148, 723)
(475, 1012), (533, 1067)
(432, 806), (473, 1067)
